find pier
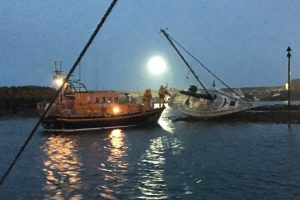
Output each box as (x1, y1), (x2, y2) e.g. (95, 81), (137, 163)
(230, 105), (300, 123)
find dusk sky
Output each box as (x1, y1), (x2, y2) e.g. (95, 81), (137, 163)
(1, 0), (300, 91)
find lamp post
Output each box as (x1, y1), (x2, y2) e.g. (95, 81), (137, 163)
(287, 46), (291, 127)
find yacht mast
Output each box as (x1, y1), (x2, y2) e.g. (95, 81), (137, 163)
(160, 29), (212, 100)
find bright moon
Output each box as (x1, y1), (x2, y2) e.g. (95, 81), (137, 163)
(147, 56), (167, 75)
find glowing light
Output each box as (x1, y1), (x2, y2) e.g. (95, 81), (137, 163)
(113, 106), (120, 114)
(147, 56), (167, 75)
(53, 75), (65, 88)
(110, 129), (124, 149)
(54, 78), (63, 87)
(111, 129), (122, 139)
(285, 83), (289, 90)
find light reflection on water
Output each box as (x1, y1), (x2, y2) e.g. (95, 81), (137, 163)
(98, 129), (128, 200)
(138, 136), (186, 199)
(136, 107), (185, 199)
(136, 135), (185, 199)
(2, 114), (300, 199)
(42, 129), (130, 200)
(40, 108), (185, 199)
(137, 136), (168, 199)
(43, 135), (83, 200)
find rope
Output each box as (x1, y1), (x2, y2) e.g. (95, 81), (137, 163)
(166, 31), (244, 99)
(0, 0), (118, 186)
(160, 29), (212, 99)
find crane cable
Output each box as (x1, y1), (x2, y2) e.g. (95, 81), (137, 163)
(0, 0), (118, 186)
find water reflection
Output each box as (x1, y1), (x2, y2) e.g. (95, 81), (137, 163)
(137, 106), (186, 199)
(137, 135), (185, 199)
(43, 135), (83, 200)
(137, 136), (167, 199)
(98, 129), (128, 199)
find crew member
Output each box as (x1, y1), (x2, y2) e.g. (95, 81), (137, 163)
(64, 83), (73, 95)
(158, 85), (168, 108)
(143, 89), (152, 110)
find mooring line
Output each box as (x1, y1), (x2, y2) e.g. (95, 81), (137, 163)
(0, 0), (118, 186)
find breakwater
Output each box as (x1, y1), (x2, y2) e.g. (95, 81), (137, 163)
(232, 105), (300, 123)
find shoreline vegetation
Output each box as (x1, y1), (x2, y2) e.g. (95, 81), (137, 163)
(1, 83), (300, 117)
(0, 86), (56, 117)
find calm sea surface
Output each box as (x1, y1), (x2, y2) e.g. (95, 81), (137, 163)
(0, 107), (300, 199)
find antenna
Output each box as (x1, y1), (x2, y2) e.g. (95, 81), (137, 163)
(96, 64), (99, 91)
(53, 61), (63, 75)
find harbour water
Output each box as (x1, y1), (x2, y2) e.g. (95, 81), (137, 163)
(0, 106), (300, 199)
